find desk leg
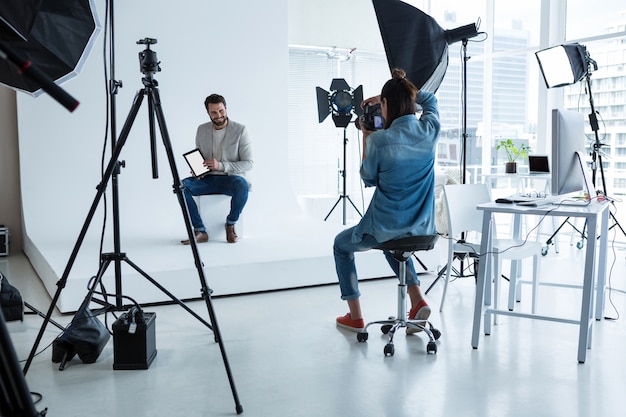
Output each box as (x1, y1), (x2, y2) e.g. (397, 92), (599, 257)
(594, 207), (610, 320)
(472, 210), (493, 349)
(508, 213), (523, 309)
(578, 213), (598, 363)
(510, 213), (522, 280)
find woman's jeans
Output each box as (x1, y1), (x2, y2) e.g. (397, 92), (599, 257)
(182, 174), (249, 233)
(333, 226), (420, 301)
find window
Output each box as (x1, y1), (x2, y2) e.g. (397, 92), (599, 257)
(288, 1), (626, 200)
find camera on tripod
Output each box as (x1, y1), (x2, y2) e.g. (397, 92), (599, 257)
(137, 37), (161, 76)
(355, 103), (384, 131)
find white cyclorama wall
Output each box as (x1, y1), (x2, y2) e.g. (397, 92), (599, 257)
(16, 0), (430, 312)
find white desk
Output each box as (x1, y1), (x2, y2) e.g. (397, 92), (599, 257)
(471, 200), (610, 363)
(481, 173), (551, 195)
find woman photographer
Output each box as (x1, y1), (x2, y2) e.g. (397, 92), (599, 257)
(334, 68), (441, 332)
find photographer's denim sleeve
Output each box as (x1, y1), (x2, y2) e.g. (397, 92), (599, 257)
(352, 91), (440, 245)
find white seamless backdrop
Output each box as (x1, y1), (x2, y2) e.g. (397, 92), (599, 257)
(15, 0), (407, 312)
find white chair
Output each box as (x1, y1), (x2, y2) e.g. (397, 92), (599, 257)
(439, 183), (542, 316)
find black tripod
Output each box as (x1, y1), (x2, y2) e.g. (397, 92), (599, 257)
(585, 68), (626, 239)
(1, 309), (46, 417)
(426, 38), (473, 294)
(544, 56), (626, 251)
(22, 40), (243, 414)
(324, 126), (362, 225)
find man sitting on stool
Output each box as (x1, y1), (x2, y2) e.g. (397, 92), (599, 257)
(181, 94), (253, 244)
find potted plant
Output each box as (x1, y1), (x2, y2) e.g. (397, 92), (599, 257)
(496, 139), (531, 173)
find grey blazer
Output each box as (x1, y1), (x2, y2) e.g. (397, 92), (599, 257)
(194, 119), (253, 185)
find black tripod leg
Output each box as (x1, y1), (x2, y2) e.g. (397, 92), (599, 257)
(346, 195), (363, 217)
(0, 309), (43, 417)
(412, 254), (428, 272)
(324, 196), (343, 221)
(23, 90), (147, 375)
(545, 216), (572, 247)
(425, 263), (448, 294)
(121, 256), (213, 329)
(609, 211), (626, 236)
(23, 302), (64, 331)
(150, 88), (243, 414)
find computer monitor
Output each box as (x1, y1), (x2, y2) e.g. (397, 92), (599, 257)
(551, 108), (586, 196)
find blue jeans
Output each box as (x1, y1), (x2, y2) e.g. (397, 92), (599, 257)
(333, 226), (420, 301)
(182, 175), (249, 233)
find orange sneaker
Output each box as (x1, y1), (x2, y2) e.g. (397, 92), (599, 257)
(407, 299), (431, 334)
(336, 313), (365, 332)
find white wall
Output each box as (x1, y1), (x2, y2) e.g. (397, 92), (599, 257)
(11, 0), (397, 255)
(0, 88), (21, 253)
(12, 0), (422, 311)
(17, 0), (292, 248)
(288, 0), (384, 51)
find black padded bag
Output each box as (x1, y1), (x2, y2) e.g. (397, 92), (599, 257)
(51, 295), (110, 370)
(0, 272), (24, 322)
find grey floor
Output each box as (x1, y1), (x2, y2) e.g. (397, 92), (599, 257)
(3, 237), (626, 417)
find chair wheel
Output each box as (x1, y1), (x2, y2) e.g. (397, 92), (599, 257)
(357, 332), (368, 342)
(541, 246), (549, 256)
(576, 241), (584, 249)
(384, 343), (395, 356)
(427, 341), (437, 354)
(381, 325), (392, 334)
(431, 328), (442, 340)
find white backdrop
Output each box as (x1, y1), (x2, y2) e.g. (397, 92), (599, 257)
(15, 0), (306, 310)
(14, 0), (440, 312)
(17, 0), (293, 246)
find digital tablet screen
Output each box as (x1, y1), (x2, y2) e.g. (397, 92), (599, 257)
(183, 149), (210, 177)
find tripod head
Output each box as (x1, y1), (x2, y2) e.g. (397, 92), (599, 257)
(583, 46), (598, 74)
(137, 37), (161, 82)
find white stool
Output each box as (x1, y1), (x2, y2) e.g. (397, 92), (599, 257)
(196, 194), (244, 241)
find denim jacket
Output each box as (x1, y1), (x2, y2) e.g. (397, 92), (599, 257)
(352, 90), (441, 243)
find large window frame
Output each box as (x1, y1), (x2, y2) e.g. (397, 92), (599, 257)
(288, 0), (626, 204)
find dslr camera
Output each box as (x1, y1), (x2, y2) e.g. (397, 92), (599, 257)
(355, 103), (384, 131)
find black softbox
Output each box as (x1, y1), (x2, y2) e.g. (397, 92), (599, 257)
(372, 0), (449, 92)
(0, 0), (100, 96)
(0, 0), (42, 41)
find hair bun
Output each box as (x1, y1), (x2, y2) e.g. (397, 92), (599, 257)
(391, 68), (407, 80)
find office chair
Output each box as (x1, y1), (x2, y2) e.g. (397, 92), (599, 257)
(439, 183), (542, 315)
(356, 235), (441, 356)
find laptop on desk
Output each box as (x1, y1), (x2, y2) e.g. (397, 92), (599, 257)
(506, 153), (594, 207)
(528, 155), (550, 175)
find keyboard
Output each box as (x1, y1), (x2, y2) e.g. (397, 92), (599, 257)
(495, 194), (558, 207)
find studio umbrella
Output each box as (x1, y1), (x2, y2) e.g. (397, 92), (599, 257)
(0, 0), (100, 97)
(0, 0), (42, 41)
(372, 0), (448, 92)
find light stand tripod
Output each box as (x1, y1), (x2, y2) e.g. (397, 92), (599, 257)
(544, 57), (626, 250)
(324, 126), (362, 225)
(1, 309), (46, 417)
(585, 67), (626, 238)
(22, 39), (243, 414)
(426, 38), (475, 295)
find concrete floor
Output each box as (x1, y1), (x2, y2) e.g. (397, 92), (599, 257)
(2, 238), (626, 417)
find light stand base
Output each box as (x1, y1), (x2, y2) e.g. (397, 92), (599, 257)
(324, 126), (363, 225)
(324, 194), (362, 225)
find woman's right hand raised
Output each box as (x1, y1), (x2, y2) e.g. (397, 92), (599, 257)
(361, 95), (381, 109)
